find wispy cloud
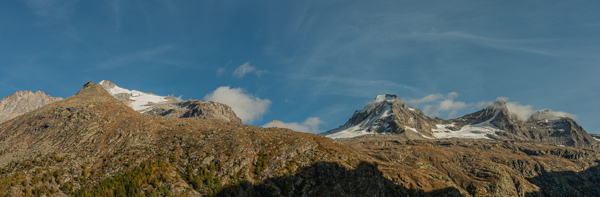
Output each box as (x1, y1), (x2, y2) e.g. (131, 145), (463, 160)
(204, 86), (271, 124)
(409, 31), (556, 56)
(232, 62), (266, 78)
(262, 117), (324, 133)
(216, 67), (225, 77)
(96, 45), (179, 69)
(23, 0), (76, 25)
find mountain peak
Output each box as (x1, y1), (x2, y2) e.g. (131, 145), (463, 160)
(373, 94), (399, 103)
(323, 94), (436, 139)
(489, 98), (508, 110)
(529, 109), (571, 121)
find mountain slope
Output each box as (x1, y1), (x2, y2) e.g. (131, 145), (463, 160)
(0, 90), (62, 124)
(0, 81), (380, 196)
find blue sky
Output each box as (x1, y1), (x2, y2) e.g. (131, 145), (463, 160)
(1, 1), (599, 134)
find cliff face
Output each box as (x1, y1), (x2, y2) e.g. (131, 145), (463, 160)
(0, 90), (62, 124)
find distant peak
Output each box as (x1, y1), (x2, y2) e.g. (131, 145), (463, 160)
(83, 81), (96, 88)
(530, 109), (573, 121)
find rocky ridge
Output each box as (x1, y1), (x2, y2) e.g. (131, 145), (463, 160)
(0, 90), (63, 124)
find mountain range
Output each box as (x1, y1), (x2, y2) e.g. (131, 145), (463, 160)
(323, 94), (599, 150)
(0, 81), (599, 196)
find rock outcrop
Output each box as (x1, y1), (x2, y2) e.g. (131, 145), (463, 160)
(145, 100), (242, 123)
(0, 90), (62, 124)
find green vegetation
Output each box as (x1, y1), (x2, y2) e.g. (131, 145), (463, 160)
(72, 160), (173, 196)
(184, 161), (223, 196)
(254, 150), (268, 178)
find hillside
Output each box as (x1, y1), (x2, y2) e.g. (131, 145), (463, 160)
(0, 83), (599, 196)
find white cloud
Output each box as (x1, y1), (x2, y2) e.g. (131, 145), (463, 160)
(550, 111), (577, 120)
(262, 117), (324, 133)
(233, 62), (265, 78)
(405, 94), (444, 105)
(204, 86), (271, 124)
(406, 92), (467, 118)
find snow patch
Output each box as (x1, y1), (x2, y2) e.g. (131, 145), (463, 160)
(409, 107), (416, 111)
(404, 126), (418, 133)
(594, 137), (600, 142)
(431, 110), (501, 139)
(99, 80), (168, 112)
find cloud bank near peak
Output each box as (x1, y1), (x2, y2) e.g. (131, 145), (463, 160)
(204, 86), (271, 124)
(404, 93), (578, 121)
(480, 97), (577, 120)
(405, 92), (467, 118)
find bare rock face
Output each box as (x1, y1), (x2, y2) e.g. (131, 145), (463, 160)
(145, 100), (242, 123)
(0, 90), (63, 124)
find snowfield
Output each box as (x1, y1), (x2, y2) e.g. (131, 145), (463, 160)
(99, 80), (168, 111)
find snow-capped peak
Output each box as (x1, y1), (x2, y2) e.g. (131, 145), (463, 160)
(373, 94), (398, 103)
(360, 94), (399, 113)
(99, 80), (169, 112)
